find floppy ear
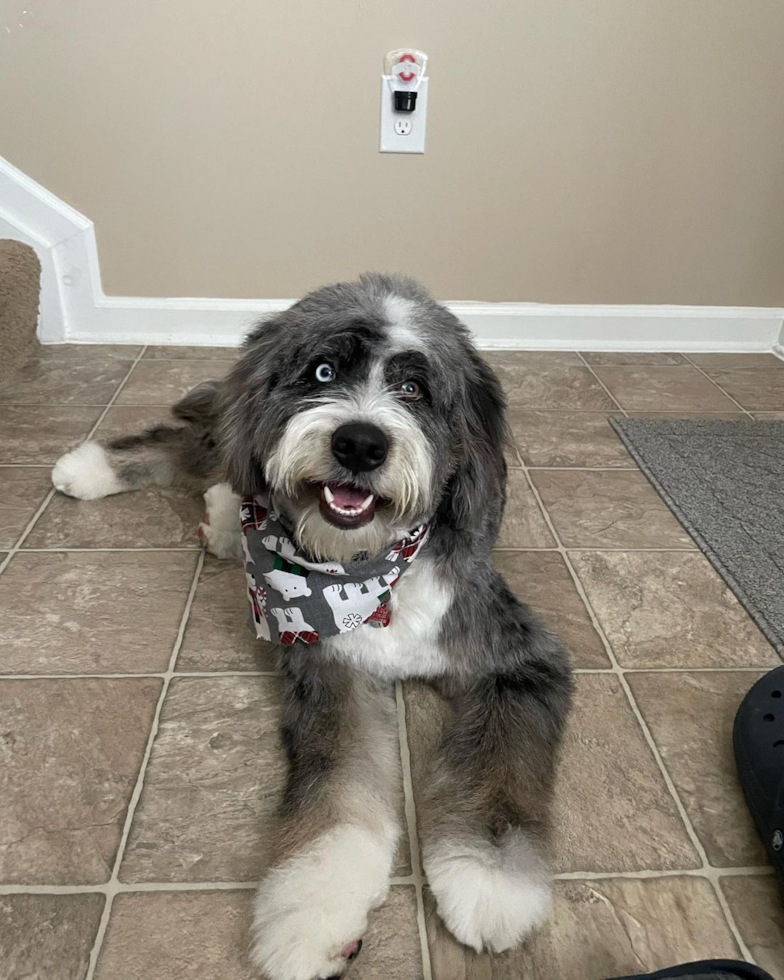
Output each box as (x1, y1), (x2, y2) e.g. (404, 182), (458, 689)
(218, 313), (288, 494)
(438, 352), (509, 540)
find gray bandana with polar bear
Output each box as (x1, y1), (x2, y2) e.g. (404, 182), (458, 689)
(241, 494), (430, 645)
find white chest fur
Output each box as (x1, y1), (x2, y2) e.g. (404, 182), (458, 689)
(323, 557), (452, 681)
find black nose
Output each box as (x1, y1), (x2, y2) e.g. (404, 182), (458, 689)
(331, 422), (388, 472)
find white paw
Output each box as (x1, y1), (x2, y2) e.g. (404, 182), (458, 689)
(251, 823), (395, 980)
(199, 483), (243, 559)
(52, 442), (129, 500)
(424, 830), (552, 953)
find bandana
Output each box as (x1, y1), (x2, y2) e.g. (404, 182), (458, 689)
(241, 494), (429, 645)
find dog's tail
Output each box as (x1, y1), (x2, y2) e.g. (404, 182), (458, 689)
(51, 381), (226, 500)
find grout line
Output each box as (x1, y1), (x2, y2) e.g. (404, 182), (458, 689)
(553, 866), (773, 881)
(0, 348), (148, 581)
(0, 866), (771, 897)
(525, 466), (639, 471)
(514, 439), (757, 964)
(18, 547), (201, 553)
(0, 464), (56, 468)
(83, 548), (206, 980)
(680, 355), (754, 418)
(1, 667), (768, 682)
(494, 546), (699, 553)
(576, 352), (628, 416)
(0, 670), (279, 680)
(395, 681), (433, 980)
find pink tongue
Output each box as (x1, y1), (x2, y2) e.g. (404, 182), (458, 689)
(327, 483), (369, 509)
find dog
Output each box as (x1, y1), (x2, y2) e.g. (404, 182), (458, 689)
(52, 273), (573, 980)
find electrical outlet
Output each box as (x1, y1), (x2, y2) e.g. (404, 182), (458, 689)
(380, 77), (428, 153)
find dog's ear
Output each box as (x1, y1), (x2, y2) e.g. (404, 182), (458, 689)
(438, 353), (508, 538)
(219, 313), (288, 494)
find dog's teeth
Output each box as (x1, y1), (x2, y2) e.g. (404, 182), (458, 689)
(360, 493), (375, 511)
(323, 485), (335, 504)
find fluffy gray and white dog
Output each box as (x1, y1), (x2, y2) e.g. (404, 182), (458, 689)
(53, 273), (573, 980)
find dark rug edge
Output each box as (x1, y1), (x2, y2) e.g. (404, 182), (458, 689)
(610, 417), (784, 658)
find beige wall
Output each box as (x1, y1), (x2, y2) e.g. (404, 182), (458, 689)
(2, 0), (783, 305)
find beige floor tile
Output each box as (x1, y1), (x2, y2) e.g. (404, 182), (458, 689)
(120, 675), (285, 882)
(697, 368), (784, 411)
(628, 671), (767, 867)
(95, 890), (256, 980)
(493, 551), (610, 667)
(26, 488), (203, 549)
(581, 352), (687, 365)
(0, 552), (198, 674)
(0, 467), (52, 548)
(554, 674), (699, 872)
(497, 470), (555, 548)
(721, 875), (784, 978)
(507, 410), (632, 468)
(592, 365), (739, 412)
(0, 405), (100, 464)
(37, 344), (143, 360)
(177, 557), (277, 672)
(121, 674), (410, 882)
(426, 877), (738, 979)
(0, 677), (161, 884)
(488, 360), (616, 410)
(404, 676), (699, 874)
(0, 893), (105, 980)
(96, 886), (421, 980)
(116, 360), (231, 405)
(0, 357), (133, 406)
(531, 470), (694, 549)
(571, 551), (777, 669)
(689, 353), (784, 370)
(481, 351), (583, 368)
(753, 412), (784, 420)
(144, 345), (239, 360)
(94, 405), (178, 442)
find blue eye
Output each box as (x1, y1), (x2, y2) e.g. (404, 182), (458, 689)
(315, 363), (336, 383)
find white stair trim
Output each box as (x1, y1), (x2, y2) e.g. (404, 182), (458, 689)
(2, 155), (783, 351)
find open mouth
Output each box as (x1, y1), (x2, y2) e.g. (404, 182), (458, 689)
(319, 482), (377, 529)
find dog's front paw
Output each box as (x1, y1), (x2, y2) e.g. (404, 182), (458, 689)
(424, 831), (552, 953)
(52, 442), (128, 500)
(199, 483), (243, 559)
(251, 824), (393, 979)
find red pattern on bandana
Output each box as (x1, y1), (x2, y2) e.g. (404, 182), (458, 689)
(280, 630), (320, 645)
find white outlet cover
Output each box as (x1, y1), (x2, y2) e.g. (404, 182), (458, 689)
(380, 77), (428, 154)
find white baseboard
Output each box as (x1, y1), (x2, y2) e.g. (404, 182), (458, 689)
(2, 155), (783, 351)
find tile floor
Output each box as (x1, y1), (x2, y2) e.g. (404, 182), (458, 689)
(2, 347), (784, 980)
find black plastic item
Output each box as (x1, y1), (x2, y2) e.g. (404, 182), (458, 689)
(394, 90), (417, 112)
(734, 664), (784, 906)
(607, 958), (775, 979)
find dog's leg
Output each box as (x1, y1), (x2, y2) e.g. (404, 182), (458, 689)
(252, 658), (401, 980)
(52, 381), (224, 500)
(198, 482), (243, 559)
(420, 662), (572, 954)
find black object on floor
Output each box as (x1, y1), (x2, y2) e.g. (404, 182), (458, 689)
(607, 958), (774, 979)
(610, 418), (784, 654)
(735, 665), (784, 905)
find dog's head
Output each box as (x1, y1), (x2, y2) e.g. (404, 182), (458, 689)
(221, 274), (507, 563)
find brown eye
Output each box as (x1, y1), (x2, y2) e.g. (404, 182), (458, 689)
(400, 380), (421, 400)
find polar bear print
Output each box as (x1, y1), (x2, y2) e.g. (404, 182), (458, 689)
(268, 606), (316, 635)
(261, 535), (345, 575)
(263, 568), (312, 600)
(323, 568), (400, 632)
